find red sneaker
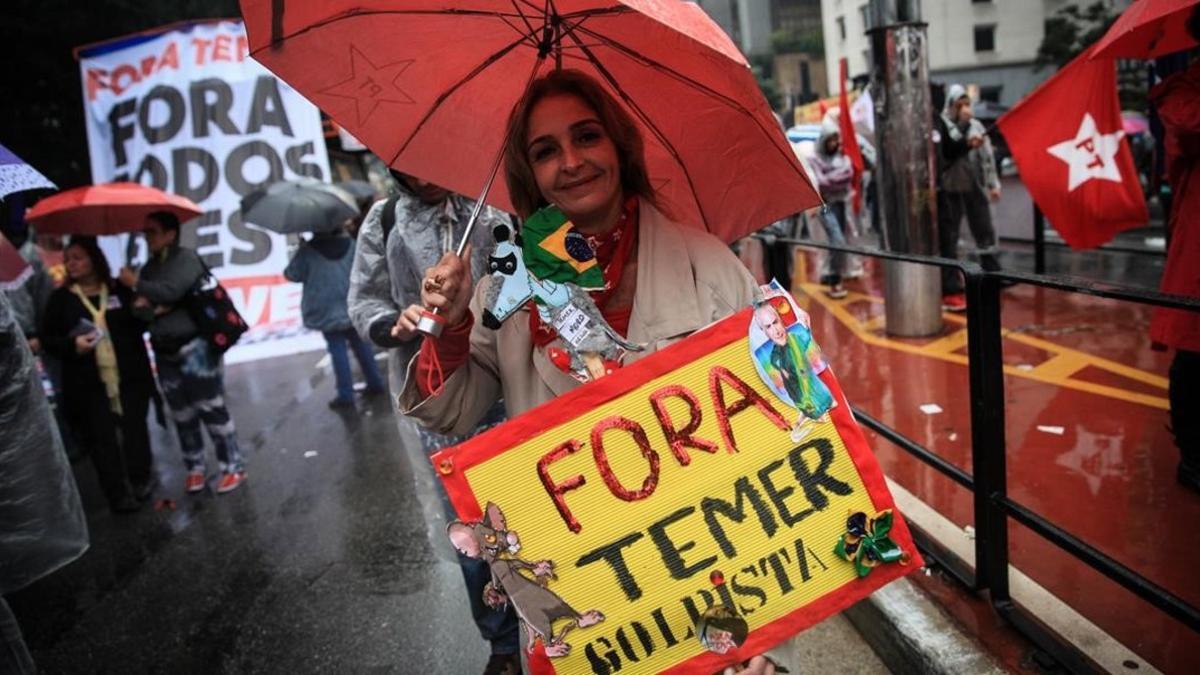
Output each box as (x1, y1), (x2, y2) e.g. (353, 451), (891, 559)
(216, 471), (247, 494)
(184, 471), (206, 494)
(941, 293), (967, 312)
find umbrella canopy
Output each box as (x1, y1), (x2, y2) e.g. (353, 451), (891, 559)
(25, 182), (203, 236)
(0, 144), (56, 199)
(240, 180), (359, 234)
(335, 180), (381, 206)
(240, 0), (821, 243)
(0, 233), (31, 291)
(1090, 0), (1199, 60)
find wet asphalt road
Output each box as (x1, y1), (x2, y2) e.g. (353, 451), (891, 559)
(8, 349), (889, 675)
(8, 351), (489, 674)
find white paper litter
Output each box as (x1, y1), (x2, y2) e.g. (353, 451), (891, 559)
(1016, 363), (1035, 372)
(304, 451), (318, 458)
(919, 403), (943, 415)
(1036, 425), (1065, 435)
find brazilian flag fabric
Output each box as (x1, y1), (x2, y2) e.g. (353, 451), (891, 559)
(521, 205), (605, 290)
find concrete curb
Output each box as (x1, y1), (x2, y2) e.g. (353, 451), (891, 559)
(844, 577), (1008, 675)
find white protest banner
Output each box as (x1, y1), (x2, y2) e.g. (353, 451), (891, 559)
(78, 19), (331, 362)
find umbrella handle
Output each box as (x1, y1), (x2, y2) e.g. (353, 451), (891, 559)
(419, 56), (546, 339)
(415, 151), (503, 339)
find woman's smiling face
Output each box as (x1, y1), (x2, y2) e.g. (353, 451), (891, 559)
(525, 93), (622, 226)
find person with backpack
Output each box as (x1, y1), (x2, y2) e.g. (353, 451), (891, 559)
(118, 211), (246, 496)
(346, 171), (519, 674)
(285, 228), (386, 410)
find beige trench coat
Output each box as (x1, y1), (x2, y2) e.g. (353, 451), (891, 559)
(399, 200), (759, 433)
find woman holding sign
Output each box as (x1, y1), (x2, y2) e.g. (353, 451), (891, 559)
(400, 69), (779, 675)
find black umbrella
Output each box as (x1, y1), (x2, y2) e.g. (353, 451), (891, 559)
(240, 179), (358, 234)
(335, 180), (379, 207)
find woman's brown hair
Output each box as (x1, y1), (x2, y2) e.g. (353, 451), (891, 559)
(502, 69), (657, 218)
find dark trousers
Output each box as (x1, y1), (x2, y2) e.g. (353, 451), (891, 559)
(764, 239), (793, 292)
(818, 202), (848, 286)
(420, 403), (519, 655)
(939, 188), (1001, 294)
(69, 385), (152, 506)
(0, 597), (33, 675)
(1170, 350), (1200, 468)
(322, 328), (386, 402)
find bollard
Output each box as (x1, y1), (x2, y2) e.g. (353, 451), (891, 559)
(868, 0), (943, 337)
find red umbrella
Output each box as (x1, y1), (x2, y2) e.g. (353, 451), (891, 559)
(0, 233), (31, 291)
(26, 182), (204, 236)
(1090, 0), (1199, 60)
(239, 0), (820, 244)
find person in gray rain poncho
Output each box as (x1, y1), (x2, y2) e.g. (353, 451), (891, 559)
(809, 121), (854, 299)
(346, 171), (520, 672)
(937, 84), (1002, 312)
(0, 292), (89, 675)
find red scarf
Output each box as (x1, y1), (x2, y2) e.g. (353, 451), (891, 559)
(529, 198), (639, 347)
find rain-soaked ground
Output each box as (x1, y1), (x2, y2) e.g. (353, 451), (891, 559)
(8, 350), (888, 674)
(791, 211), (1198, 673)
(8, 353), (493, 673)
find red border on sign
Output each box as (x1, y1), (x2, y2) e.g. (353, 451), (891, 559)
(432, 307), (923, 674)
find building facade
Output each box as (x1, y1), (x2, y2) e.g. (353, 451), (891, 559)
(820, 0), (1131, 106)
(694, 0), (776, 56)
(695, 1), (827, 109)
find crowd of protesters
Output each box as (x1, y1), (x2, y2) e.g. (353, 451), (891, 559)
(2, 10), (1196, 666)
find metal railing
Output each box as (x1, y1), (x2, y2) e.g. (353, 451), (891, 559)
(776, 235), (1200, 673)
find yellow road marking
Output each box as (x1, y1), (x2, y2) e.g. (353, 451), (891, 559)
(1030, 354), (1088, 380)
(794, 281), (1168, 410)
(922, 328), (970, 355)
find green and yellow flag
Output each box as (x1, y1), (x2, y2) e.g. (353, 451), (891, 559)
(521, 205), (605, 290)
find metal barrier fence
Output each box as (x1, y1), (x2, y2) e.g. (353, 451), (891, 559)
(777, 236), (1200, 673)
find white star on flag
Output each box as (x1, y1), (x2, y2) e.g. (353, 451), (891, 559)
(1046, 113), (1126, 192)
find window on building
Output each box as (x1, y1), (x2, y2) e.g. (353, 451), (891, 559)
(859, 5), (870, 31)
(979, 85), (1002, 103)
(837, 16), (846, 41)
(974, 24), (995, 52)
(800, 61), (812, 97)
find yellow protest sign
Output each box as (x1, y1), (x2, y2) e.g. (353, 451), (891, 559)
(434, 295), (921, 675)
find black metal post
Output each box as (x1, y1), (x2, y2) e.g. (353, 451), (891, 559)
(963, 271), (1010, 602)
(1033, 205), (1046, 275)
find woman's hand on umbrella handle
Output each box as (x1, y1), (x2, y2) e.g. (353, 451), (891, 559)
(421, 245), (473, 328)
(391, 304), (425, 341)
(118, 266), (138, 288)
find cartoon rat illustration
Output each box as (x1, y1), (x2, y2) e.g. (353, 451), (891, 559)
(447, 502), (605, 657)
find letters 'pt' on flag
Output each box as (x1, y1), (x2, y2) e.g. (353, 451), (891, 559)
(997, 49), (1147, 249)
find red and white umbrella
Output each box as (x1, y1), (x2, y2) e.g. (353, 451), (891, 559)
(1090, 0), (1199, 60)
(0, 233), (31, 291)
(239, 0), (821, 244)
(26, 182), (204, 236)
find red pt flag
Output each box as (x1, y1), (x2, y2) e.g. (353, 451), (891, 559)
(838, 58), (865, 216)
(996, 49), (1147, 249)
